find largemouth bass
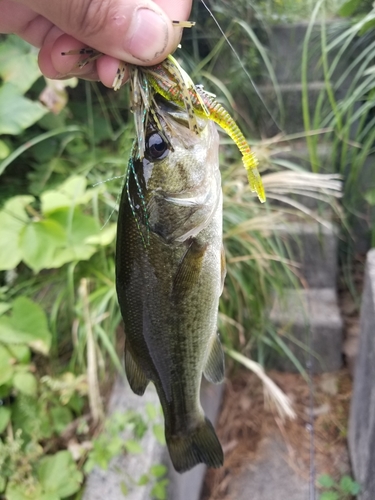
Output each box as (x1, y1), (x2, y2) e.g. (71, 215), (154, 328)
(115, 96), (225, 473)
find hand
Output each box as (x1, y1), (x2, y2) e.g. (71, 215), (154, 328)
(0, 0), (193, 87)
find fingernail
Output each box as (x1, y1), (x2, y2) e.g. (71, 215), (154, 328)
(126, 8), (169, 62)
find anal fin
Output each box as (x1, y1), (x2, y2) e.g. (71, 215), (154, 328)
(125, 340), (149, 395)
(204, 333), (225, 384)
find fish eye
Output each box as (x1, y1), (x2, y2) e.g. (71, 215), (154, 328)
(145, 132), (169, 161)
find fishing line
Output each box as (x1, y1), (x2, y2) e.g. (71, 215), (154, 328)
(199, 0), (281, 132)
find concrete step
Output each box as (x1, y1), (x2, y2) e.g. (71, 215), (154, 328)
(226, 432), (318, 500)
(270, 288), (343, 373)
(274, 221), (339, 289)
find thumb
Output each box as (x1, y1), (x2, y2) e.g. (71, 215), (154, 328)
(16, 0), (185, 64)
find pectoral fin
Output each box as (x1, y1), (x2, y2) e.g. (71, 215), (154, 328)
(124, 340), (149, 395)
(203, 333), (225, 384)
(172, 238), (208, 302)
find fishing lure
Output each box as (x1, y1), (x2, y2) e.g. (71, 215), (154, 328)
(127, 54), (266, 202)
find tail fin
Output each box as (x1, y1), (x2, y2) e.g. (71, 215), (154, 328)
(166, 417), (223, 473)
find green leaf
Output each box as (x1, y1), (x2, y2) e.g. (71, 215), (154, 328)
(6, 344), (31, 363)
(6, 482), (57, 500)
(0, 35), (41, 92)
(120, 482), (129, 496)
(137, 474), (150, 486)
(85, 223), (117, 247)
(364, 188), (375, 206)
(339, 0), (362, 16)
(0, 406), (11, 433)
(339, 475), (360, 494)
(38, 450), (83, 498)
(0, 345), (14, 385)
(318, 474), (336, 488)
(0, 196), (33, 271)
(0, 474), (6, 493)
(145, 403), (158, 420)
(0, 83), (47, 135)
(48, 207), (99, 245)
(124, 439), (143, 454)
(0, 297), (51, 354)
(319, 492), (339, 500)
(152, 424), (166, 445)
(150, 464), (167, 478)
(19, 219), (66, 272)
(13, 372), (37, 397)
(151, 479), (169, 500)
(0, 139), (10, 160)
(0, 302), (12, 316)
(50, 406), (73, 434)
(40, 176), (102, 214)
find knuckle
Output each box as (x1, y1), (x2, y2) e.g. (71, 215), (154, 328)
(71, 0), (116, 40)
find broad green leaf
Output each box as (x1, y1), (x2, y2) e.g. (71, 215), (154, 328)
(49, 244), (97, 268)
(152, 424), (166, 445)
(13, 372), (37, 396)
(41, 192), (76, 214)
(11, 394), (51, 440)
(48, 208), (99, 245)
(318, 475), (336, 488)
(0, 297), (51, 354)
(339, 475), (360, 494)
(0, 345), (14, 385)
(137, 474), (149, 486)
(50, 406), (73, 434)
(0, 139), (10, 160)
(85, 224), (117, 246)
(0, 36), (41, 92)
(0, 195), (33, 270)
(120, 482), (129, 496)
(38, 450), (83, 498)
(41, 176), (105, 215)
(0, 83), (47, 135)
(0, 302), (11, 316)
(6, 482), (59, 500)
(0, 406), (11, 433)
(19, 219), (66, 272)
(0, 475), (6, 493)
(151, 479), (169, 500)
(364, 189), (375, 206)
(319, 492), (339, 500)
(339, 0), (362, 16)
(145, 402), (158, 420)
(150, 464), (167, 478)
(6, 344), (31, 363)
(124, 439), (143, 454)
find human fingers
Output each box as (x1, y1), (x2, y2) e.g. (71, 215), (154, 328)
(16, 0), (193, 65)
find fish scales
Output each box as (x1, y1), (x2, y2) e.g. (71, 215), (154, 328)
(116, 98), (225, 473)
